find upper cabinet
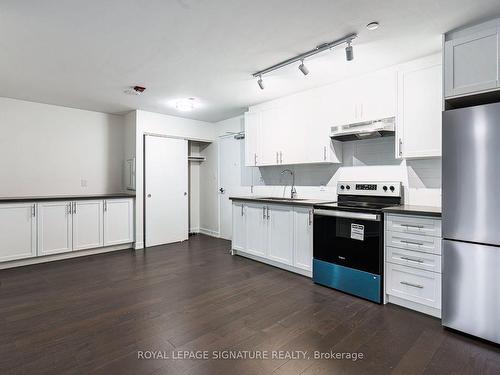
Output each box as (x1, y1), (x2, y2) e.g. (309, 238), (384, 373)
(397, 54), (443, 159)
(444, 20), (500, 98)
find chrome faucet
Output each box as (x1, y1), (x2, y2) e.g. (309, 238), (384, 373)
(281, 169), (297, 199)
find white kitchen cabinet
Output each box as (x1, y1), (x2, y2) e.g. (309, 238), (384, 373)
(231, 200), (313, 276)
(244, 111), (260, 166)
(244, 202), (268, 257)
(267, 204), (294, 265)
(0, 203), (37, 262)
(72, 200), (104, 251)
(103, 198), (134, 246)
(232, 201), (246, 251)
(37, 201), (73, 256)
(397, 55), (443, 158)
(332, 68), (397, 127)
(444, 23), (500, 98)
(293, 207), (313, 272)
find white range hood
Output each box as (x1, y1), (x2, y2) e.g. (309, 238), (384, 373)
(330, 117), (395, 142)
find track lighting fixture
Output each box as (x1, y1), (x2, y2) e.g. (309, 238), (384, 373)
(252, 33), (357, 86)
(257, 76), (264, 90)
(298, 60), (309, 76)
(345, 42), (354, 61)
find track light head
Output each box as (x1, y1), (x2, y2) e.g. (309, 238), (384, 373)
(298, 61), (309, 76)
(345, 42), (354, 61)
(257, 76), (264, 90)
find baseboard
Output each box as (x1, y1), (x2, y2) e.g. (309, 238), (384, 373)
(189, 227), (200, 234)
(387, 294), (442, 318)
(134, 242), (144, 250)
(199, 228), (220, 238)
(233, 249), (312, 278)
(0, 243), (134, 270)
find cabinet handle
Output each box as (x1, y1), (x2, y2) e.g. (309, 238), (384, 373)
(399, 138), (403, 157)
(241, 205), (244, 216)
(266, 206), (270, 219)
(400, 281), (424, 289)
(401, 224), (424, 229)
(31, 204), (36, 217)
(280, 151), (283, 164)
(254, 153), (257, 166)
(73, 202), (77, 214)
(104, 201), (107, 212)
(308, 210), (313, 226)
(67, 203), (72, 215)
(263, 206), (266, 219)
(400, 239), (424, 246)
(400, 256), (424, 263)
(276, 151), (279, 164)
(323, 146), (327, 161)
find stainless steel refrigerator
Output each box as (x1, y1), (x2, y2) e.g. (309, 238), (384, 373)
(442, 102), (500, 344)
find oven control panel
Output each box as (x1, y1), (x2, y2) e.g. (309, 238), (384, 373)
(337, 182), (402, 197)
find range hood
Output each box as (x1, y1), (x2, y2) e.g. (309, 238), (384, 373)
(330, 117), (395, 142)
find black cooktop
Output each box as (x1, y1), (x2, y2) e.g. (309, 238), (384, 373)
(314, 195), (403, 213)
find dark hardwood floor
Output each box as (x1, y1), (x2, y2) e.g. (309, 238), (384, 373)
(1, 234), (499, 375)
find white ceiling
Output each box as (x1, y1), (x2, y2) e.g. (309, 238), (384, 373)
(1, 0), (500, 122)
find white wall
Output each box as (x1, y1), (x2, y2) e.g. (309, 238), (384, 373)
(0, 97), (125, 196)
(134, 110), (215, 249)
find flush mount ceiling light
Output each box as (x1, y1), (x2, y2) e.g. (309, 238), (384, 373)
(171, 97), (200, 112)
(366, 21), (379, 30)
(252, 33), (357, 89)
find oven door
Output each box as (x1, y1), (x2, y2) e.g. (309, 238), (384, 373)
(313, 209), (383, 275)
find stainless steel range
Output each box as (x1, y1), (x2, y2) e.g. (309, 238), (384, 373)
(313, 181), (402, 303)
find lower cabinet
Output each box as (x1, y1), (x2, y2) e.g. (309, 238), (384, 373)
(72, 200), (104, 251)
(267, 204), (294, 265)
(0, 203), (37, 262)
(231, 201), (313, 276)
(103, 199), (134, 246)
(37, 201), (73, 256)
(0, 198), (134, 263)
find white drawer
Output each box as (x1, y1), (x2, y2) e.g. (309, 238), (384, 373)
(386, 231), (441, 255)
(386, 263), (441, 309)
(387, 246), (441, 273)
(386, 214), (441, 237)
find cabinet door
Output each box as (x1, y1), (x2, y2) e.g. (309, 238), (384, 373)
(444, 26), (499, 97)
(259, 106), (291, 165)
(244, 111), (260, 166)
(232, 202), (246, 251)
(37, 201), (73, 256)
(360, 69), (397, 121)
(293, 207), (313, 271)
(267, 204), (294, 265)
(72, 200), (104, 251)
(397, 60), (443, 158)
(244, 203), (267, 257)
(0, 203), (36, 262)
(104, 199), (134, 246)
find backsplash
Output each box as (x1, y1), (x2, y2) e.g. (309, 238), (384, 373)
(241, 137), (441, 206)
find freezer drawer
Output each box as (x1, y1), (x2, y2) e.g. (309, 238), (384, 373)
(442, 240), (500, 344)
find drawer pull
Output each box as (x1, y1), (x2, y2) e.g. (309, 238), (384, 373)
(400, 281), (424, 289)
(400, 240), (424, 246)
(400, 256), (424, 263)
(401, 224), (424, 229)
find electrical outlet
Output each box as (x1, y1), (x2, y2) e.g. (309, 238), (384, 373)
(81, 179), (87, 188)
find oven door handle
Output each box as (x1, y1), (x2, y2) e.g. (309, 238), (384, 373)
(313, 209), (381, 222)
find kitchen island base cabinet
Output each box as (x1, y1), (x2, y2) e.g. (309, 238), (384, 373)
(231, 201), (313, 277)
(0, 203), (37, 262)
